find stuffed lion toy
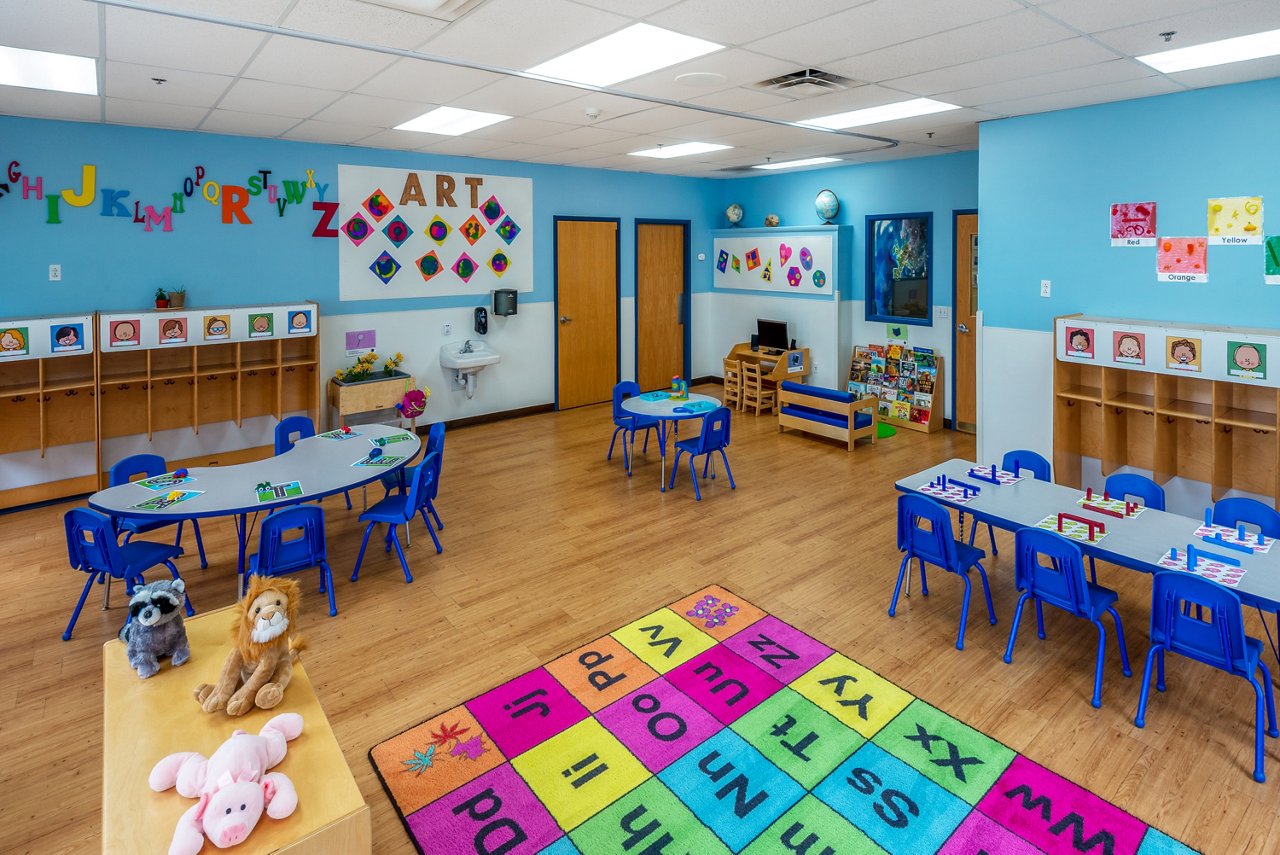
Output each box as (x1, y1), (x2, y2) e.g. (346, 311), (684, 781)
(195, 577), (305, 716)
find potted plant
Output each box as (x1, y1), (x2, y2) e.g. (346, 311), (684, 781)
(154, 287), (169, 309)
(332, 351), (408, 385)
(167, 286), (186, 308)
(329, 352), (417, 422)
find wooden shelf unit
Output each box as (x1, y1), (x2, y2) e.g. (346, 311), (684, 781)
(1053, 313), (1280, 503)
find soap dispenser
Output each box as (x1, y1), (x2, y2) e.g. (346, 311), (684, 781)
(474, 306), (489, 335)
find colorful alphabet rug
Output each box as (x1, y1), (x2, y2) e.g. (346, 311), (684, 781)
(370, 586), (1193, 854)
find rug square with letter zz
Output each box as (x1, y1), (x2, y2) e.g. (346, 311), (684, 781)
(370, 585), (1196, 854)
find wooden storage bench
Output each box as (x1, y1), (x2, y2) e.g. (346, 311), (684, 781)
(778, 381), (877, 451)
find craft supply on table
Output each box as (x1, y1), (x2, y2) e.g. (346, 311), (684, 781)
(920, 473), (980, 504)
(639, 390), (669, 402)
(352, 454), (406, 468)
(1194, 522), (1274, 554)
(136, 472), (196, 491)
(1157, 545), (1248, 587)
(318, 428), (362, 440)
(254, 480), (304, 503)
(1036, 512), (1108, 543)
(130, 490), (204, 511)
(673, 400), (715, 414)
(1077, 488), (1146, 518)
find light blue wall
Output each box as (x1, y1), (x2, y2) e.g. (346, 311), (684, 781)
(980, 76), (1280, 331)
(0, 116), (721, 317)
(716, 151), (979, 304)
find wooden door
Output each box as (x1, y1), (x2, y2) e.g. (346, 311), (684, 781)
(636, 222), (686, 391)
(954, 213), (978, 432)
(556, 218), (618, 409)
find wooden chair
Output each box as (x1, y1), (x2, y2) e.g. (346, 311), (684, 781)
(722, 358), (743, 410)
(741, 361), (776, 416)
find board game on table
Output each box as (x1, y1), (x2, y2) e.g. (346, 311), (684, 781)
(370, 586), (1191, 854)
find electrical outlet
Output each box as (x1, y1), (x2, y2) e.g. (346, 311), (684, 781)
(49, 264), (61, 281)
(442, 323), (452, 336)
(1040, 279), (1051, 298)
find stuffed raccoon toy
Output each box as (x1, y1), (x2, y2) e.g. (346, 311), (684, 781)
(119, 579), (191, 679)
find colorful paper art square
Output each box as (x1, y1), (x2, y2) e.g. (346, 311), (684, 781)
(745, 248), (761, 271)
(488, 250), (510, 277)
(467, 667), (589, 758)
(612, 608), (716, 673)
(1113, 331), (1145, 364)
(1267, 235), (1280, 284)
(461, 214), (487, 245)
(1157, 237), (1207, 282)
(362, 188), (394, 221)
(427, 215), (451, 245)
(342, 212), (373, 246)
(497, 216), (521, 245)
(452, 253), (478, 283)
(1207, 195), (1262, 244)
(370, 251), (401, 284)
(544, 635), (658, 713)
(480, 195), (504, 224)
(287, 310), (311, 334)
(404, 763), (563, 853)
(50, 323), (84, 353)
(716, 250), (729, 273)
(595, 679), (723, 773)
(416, 251), (443, 283)
(1228, 340), (1266, 379)
(731, 255), (741, 273)
(1110, 201), (1157, 245)
(1064, 326), (1095, 359)
(158, 317), (187, 344)
(1166, 335), (1202, 372)
(382, 214), (412, 248)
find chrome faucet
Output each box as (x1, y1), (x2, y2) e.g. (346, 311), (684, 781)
(460, 340), (473, 353)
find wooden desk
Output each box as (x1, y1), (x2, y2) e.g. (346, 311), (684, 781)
(726, 342), (810, 384)
(103, 606), (370, 855)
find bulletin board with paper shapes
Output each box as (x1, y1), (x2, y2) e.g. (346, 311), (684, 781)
(712, 228), (835, 297)
(338, 165), (533, 301)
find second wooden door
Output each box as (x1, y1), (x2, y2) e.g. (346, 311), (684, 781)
(636, 222), (687, 391)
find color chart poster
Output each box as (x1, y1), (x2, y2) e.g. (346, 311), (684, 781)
(338, 165), (532, 301)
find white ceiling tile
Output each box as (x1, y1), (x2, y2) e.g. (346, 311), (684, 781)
(352, 127), (433, 150)
(311, 93), (428, 127)
(525, 92), (654, 126)
(945, 60), (1156, 108)
(453, 77), (580, 116)
(104, 6), (269, 76)
(198, 108), (300, 137)
(217, 78), (342, 119)
(618, 49), (797, 98)
(886, 37), (1118, 97)
(477, 141), (562, 161)
(419, 0), (630, 68)
(686, 86), (792, 112)
(104, 97), (208, 130)
(980, 74), (1181, 116)
(281, 0), (450, 49)
(1033, 0), (1241, 36)
(592, 105), (707, 133)
(648, 1), (862, 47)
(420, 136), (510, 157)
(663, 114), (775, 141)
(355, 58), (498, 102)
(104, 62), (234, 108)
(582, 134), (676, 154)
(242, 36), (396, 90)
(517, 148), (616, 166)
(463, 117), (579, 143)
(139, 0), (294, 25)
(279, 119), (377, 144)
(747, 0), (1023, 66)
(1090, 0), (1280, 56)
(0, 86), (100, 122)
(532, 125), (634, 148)
(1, 0), (100, 56)
(749, 84), (921, 122)
(568, 0), (684, 16)
(1163, 53), (1280, 89)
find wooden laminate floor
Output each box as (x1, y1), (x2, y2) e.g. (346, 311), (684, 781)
(3, 389), (1278, 853)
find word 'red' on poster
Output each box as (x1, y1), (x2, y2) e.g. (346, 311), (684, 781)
(1110, 201), (1156, 246)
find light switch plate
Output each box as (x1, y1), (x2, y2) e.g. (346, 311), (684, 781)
(935, 305), (950, 320)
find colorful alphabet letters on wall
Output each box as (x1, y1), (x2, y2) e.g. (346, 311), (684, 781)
(337, 165), (533, 300)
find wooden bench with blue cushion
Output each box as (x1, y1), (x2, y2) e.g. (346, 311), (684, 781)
(778, 381), (877, 451)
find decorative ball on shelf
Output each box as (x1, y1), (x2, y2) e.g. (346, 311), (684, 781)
(764, 213), (780, 227)
(725, 203), (744, 226)
(815, 189), (840, 223)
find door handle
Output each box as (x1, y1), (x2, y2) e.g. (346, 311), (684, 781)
(957, 323), (970, 334)
(559, 315), (572, 324)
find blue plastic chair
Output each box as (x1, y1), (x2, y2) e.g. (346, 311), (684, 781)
(608, 381), (658, 475)
(1086, 473), (1166, 582)
(1212, 497), (1280, 540)
(109, 454), (207, 569)
(1002, 528), (1132, 708)
(668, 407), (735, 501)
(1135, 571), (1279, 782)
(351, 453), (442, 584)
(381, 422), (445, 530)
(889, 493), (996, 650)
(63, 508), (194, 640)
(243, 505), (337, 616)
(276, 416), (351, 510)
(970, 449), (1053, 557)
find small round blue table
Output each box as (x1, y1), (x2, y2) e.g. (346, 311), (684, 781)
(620, 392), (721, 491)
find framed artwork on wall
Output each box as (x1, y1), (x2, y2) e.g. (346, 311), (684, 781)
(865, 212), (933, 325)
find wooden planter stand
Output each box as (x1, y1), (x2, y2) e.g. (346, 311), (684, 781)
(327, 370), (415, 429)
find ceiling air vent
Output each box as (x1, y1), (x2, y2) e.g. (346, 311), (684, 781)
(753, 68), (854, 98)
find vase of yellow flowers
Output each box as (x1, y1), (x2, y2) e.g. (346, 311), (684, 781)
(328, 352), (415, 422)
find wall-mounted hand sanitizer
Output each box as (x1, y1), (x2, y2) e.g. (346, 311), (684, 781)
(474, 306), (489, 335)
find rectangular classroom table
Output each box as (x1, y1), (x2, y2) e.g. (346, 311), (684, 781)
(103, 606), (370, 854)
(896, 459), (1280, 617)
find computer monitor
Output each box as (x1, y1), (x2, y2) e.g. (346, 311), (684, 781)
(757, 319), (789, 352)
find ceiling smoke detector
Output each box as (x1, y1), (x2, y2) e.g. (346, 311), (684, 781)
(753, 68), (854, 98)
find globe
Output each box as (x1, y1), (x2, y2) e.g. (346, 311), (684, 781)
(725, 203), (744, 226)
(815, 189), (840, 222)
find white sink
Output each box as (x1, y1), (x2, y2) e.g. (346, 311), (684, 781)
(440, 340), (501, 371)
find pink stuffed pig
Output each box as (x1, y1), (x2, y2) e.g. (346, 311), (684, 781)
(149, 713), (303, 854)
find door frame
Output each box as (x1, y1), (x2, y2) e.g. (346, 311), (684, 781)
(951, 208), (978, 432)
(633, 218), (691, 385)
(553, 215), (621, 410)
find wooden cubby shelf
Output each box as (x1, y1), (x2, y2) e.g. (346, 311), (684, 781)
(1054, 313), (1280, 503)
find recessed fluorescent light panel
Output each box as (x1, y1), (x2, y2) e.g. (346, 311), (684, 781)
(752, 156), (842, 170)
(395, 106), (509, 135)
(528, 23), (721, 87)
(1137, 28), (1280, 73)
(630, 142), (732, 159)
(0, 45), (97, 95)
(804, 98), (959, 130)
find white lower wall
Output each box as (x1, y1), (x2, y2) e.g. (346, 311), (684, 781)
(848, 300), (955, 420)
(619, 296), (636, 382)
(694, 292), (842, 389)
(978, 325), (1054, 463)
